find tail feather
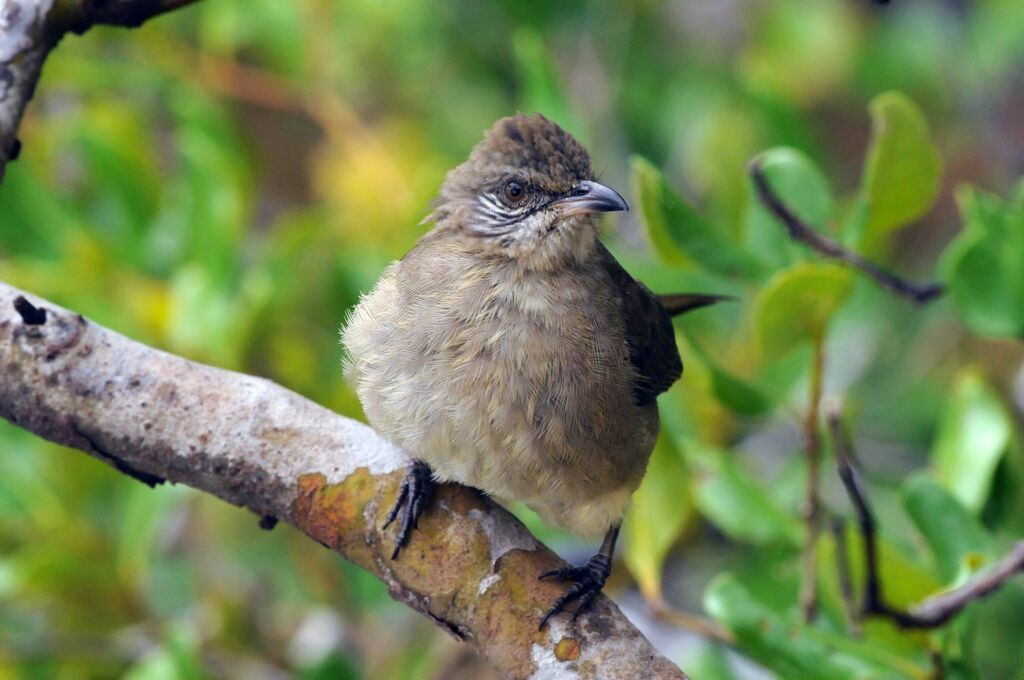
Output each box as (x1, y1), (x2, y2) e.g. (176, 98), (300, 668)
(657, 293), (735, 317)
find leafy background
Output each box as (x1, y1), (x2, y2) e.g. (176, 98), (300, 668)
(2, 0), (1024, 678)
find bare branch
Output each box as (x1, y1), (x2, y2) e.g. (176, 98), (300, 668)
(799, 335), (825, 622)
(829, 515), (861, 637)
(0, 281), (687, 680)
(901, 542), (1024, 627)
(648, 597), (735, 646)
(827, 403), (1024, 630)
(0, 0), (200, 181)
(748, 158), (945, 304)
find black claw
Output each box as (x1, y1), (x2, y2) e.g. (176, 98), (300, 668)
(384, 459), (434, 560)
(538, 554), (612, 629)
(572, 589), (601, 622)
(538, 566), (579, 581)
(382, 482), (408, 530)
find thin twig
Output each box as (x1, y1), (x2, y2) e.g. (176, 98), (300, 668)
(748, 159), (944, 304)
(830, 515), (862, 637)
(903, 542), (1024, 628)
(799, 335), (826, 622)
(649, 598), (736, 645)
(827, 402), (1024, 629)
(826, 405), (882, 617)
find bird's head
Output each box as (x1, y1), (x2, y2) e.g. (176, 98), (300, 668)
(429, 113), (627, 270)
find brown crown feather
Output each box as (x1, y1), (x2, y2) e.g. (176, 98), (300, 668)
(469, 113), (594, 191)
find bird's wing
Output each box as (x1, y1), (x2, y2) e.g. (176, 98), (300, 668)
(597, 244), (682, 406)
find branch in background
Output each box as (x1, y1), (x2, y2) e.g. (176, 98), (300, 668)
(826, 403), (1024, 629)
(830, 515), (862, 637)
(799, 335), (826, 623)
(648, 597), (735, 645)
(902, 543), (1024, 628)
(748, 159), (945, 304)
(0, 0), (199, 181)
(0, 282), (686, 680)
(65, 0), (201, 30)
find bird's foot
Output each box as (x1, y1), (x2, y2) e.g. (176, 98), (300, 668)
(538, 552), (612, 629)
(382, 459), (434, 559)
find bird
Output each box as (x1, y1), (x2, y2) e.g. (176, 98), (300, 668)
(342, 112), (728, 628)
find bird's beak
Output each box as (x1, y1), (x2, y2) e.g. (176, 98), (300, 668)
(552, 180), (629, 218)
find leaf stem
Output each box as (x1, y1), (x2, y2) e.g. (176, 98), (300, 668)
(830, 514), (862, 637)
(649, 597), (736, 645)
(799, 333), (826, 623)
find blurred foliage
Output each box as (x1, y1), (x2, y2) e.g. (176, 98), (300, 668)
(2, 0), (1024, 678)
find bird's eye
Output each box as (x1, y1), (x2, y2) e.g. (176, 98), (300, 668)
(503, 181), (525, 203)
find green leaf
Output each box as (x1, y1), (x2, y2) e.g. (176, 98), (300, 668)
(71, 102), (162, 267)
(684, 441), (803, 547)
(0, 164), (80, 259)
(754, 262), (853, 360)
(686, 645), (739, 680)
(123, 622), (204, 680)
(704, 575), (925, 680)
(150, 84), (252, 280)
(902, 474), (992, 583)
(687, 337), (774, 416)
(931, 370), (1012, 514)
(300, 652), (360, 680)
(624, 436), (693, 600)
(631, 156), (762, 278)
(123, 649), (179, 680)
(745, 147), (834, 270)
(197, 0), (307, 77)
(706, 363), (775, 417)
(116, 484), (189, 587)
(939, 182), (1024, 338)
(858, 92), (942, 250)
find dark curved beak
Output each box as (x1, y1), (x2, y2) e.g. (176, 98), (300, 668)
(552, 180), (629, 218)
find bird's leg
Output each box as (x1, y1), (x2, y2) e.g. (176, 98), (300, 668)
(382, 459), (435, 560)
(538, 523), (620, 629)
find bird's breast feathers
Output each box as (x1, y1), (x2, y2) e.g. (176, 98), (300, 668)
(342, 246), (658, 537)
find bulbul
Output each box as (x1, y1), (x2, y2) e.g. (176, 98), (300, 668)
(342, 113), (726, 628)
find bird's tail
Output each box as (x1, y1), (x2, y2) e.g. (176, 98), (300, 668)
(657, 293), (735, 317)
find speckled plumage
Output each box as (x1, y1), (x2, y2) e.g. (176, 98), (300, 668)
(342, 113), (679, 540)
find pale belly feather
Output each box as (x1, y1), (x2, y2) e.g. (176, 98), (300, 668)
(343, 248), (658, 539)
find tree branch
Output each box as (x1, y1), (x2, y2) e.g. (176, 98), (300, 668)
(0, 0), (199, 181)
(799, 334), (825, 622)
(0, 281), (686, 680)
(829, 515), (861, 637)
(748, 158), (945, 304)
(827, 404), (1024, 629)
